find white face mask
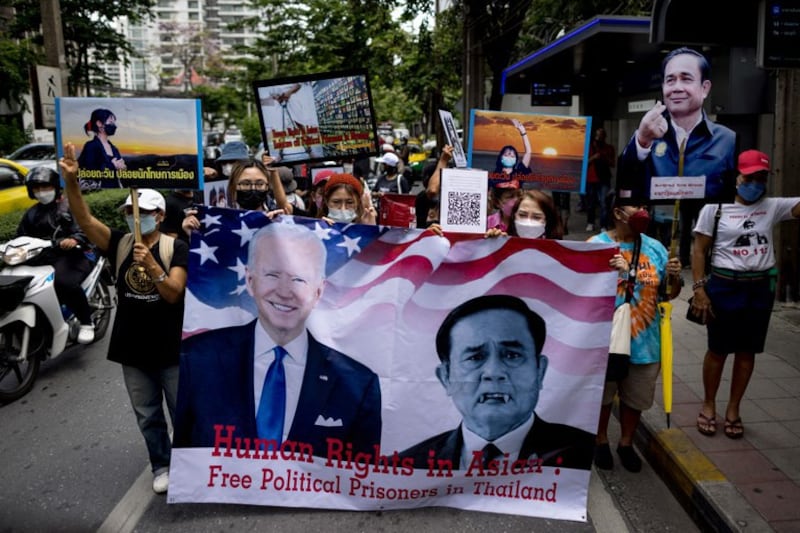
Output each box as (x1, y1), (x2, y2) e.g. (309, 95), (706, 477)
(221, 164), (233, 177)
(35, 190), (57, 205)
(328, 208), (357, 223)
(515, 219), (546, 239)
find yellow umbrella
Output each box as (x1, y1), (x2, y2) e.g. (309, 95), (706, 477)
(658, 300), (674, 428)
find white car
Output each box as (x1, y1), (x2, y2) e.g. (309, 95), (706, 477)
(6, 143), (57, 171)
(224, 128), (243, 144)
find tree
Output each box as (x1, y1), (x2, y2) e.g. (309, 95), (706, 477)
(191, 85), (245, 133)
(7, 0), (154, 96)
(157, 21), (215, 93)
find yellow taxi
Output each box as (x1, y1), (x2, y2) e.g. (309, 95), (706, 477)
(0, 158), (35, 214)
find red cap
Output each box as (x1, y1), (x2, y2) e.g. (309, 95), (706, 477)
(738, 150), (770, 175)
(324, 173), (363, 197)
(313, 168), (335, 187)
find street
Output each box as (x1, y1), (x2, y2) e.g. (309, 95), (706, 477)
(0, 313), (700, 532)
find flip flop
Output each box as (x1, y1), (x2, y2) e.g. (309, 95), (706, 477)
(696, 412), (717, 436)
(724, 418), (744, 439)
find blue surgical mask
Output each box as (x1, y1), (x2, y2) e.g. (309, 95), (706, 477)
(737, 181), (766, 203)
(501, 155), (516, 168)
(125, 214), (158, 235)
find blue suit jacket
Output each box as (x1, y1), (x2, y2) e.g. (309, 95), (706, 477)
(398, 415), (594, 471)
(619, 112), (737, 203)
(174, 321), (381, 457)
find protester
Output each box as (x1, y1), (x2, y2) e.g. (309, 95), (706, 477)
(210, 141), (250, 180)
(15, 166), (96, 344)
(486, 181), (521, 233)
(182, 159), (290, 237)
(307, 168), (335, 218)
(174, 222), (381, 455)
(161, 189), (201, 243)
(589, 189), (682, 472)
(321, 173), (377, 225)
(372, 152), (410, 195)
(59, 143), (189, 494)
(692, 150), (800, 439)
(399, 294), (593, 470)
(277, 166), (306, 213)
(585, 126), (616, 231)
(488, 189), (564, 240)
(618, 46), (737, 267)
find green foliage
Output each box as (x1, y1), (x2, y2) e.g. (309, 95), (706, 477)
(0, 188), (128, 242)
(0, 121), (30, 156)
(0, 32), (39, 114)
(241, 114), (263, 150)
(7, 0), (155, 95)
(192, 85), (246, 132)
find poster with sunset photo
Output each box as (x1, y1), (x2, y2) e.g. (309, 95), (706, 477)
(467, 110), (591, 193)
(56, 97), (203, 190)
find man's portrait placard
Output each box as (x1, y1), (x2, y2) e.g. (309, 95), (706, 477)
(467, 110), (591, 193)
(170, 209), (617, 522)
(56, 97), (203, 190)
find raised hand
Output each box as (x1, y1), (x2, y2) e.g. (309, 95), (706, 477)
(636, 101), (669, 148)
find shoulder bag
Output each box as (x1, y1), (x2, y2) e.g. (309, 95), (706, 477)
(606, 236), (640, 382)
(686, 204), (721, 325)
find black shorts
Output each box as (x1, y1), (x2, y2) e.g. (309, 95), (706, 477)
(706, 272), (776, 355)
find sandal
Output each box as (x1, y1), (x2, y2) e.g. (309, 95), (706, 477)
(696, 412), (717, 436)
(724, 418), (744, 439)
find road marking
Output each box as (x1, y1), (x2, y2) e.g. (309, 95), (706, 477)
(96, 466), (154, 533)
(588, 468), (629, 532)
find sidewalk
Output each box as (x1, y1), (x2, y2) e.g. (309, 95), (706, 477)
(568, 221), (800, 532)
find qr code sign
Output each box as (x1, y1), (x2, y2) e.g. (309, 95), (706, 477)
(446, 191), (482, 226)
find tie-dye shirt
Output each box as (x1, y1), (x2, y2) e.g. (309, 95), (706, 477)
(589, 232), (669, 365)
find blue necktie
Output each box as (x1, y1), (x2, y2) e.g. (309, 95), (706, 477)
(256, 346), (287, 443)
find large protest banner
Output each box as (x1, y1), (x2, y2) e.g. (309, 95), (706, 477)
(56, 97), (203, 190)
(169, 208), (617, 522)
(468, 110), (591, 193)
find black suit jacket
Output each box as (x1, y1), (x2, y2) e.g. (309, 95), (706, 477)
(399, 415), (593, 470)
(174, 321), (381, 456)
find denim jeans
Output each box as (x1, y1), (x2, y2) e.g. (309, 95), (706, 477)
(122, 364), (179, 474)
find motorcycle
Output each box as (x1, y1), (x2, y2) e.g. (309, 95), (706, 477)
(0, 236), (116, 403)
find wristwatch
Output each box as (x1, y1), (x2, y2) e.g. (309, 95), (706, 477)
(153, 272), (167, 284)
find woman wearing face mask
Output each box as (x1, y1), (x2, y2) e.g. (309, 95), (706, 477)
(588, 189), (682, 473)
(77, 108), (126, 173)
(224, 159), (290, 213)
(60, 142), (189, 494)
(507, 190), (564, 239)
(483, 190), (563, 240)
(320, 173), (376, 225)
(486, 182), (521, 232)
(692, 150), (800, 440)
(182, 159), (290, 237)
(492, 118), (532, 179)
(15, 166), (96, 344)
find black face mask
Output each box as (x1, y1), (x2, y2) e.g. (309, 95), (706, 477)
(236, 189), (268, 210)
(104, 123), (117, 136)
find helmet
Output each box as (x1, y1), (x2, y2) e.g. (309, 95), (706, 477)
(25, 166), (61, 199)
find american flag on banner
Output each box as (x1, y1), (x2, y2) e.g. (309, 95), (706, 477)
(175, 205), (618, 520)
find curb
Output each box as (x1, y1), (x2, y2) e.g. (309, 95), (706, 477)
(636, 407), (774, 532)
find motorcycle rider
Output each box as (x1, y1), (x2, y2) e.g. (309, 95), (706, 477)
(15, 166), (96, 344)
